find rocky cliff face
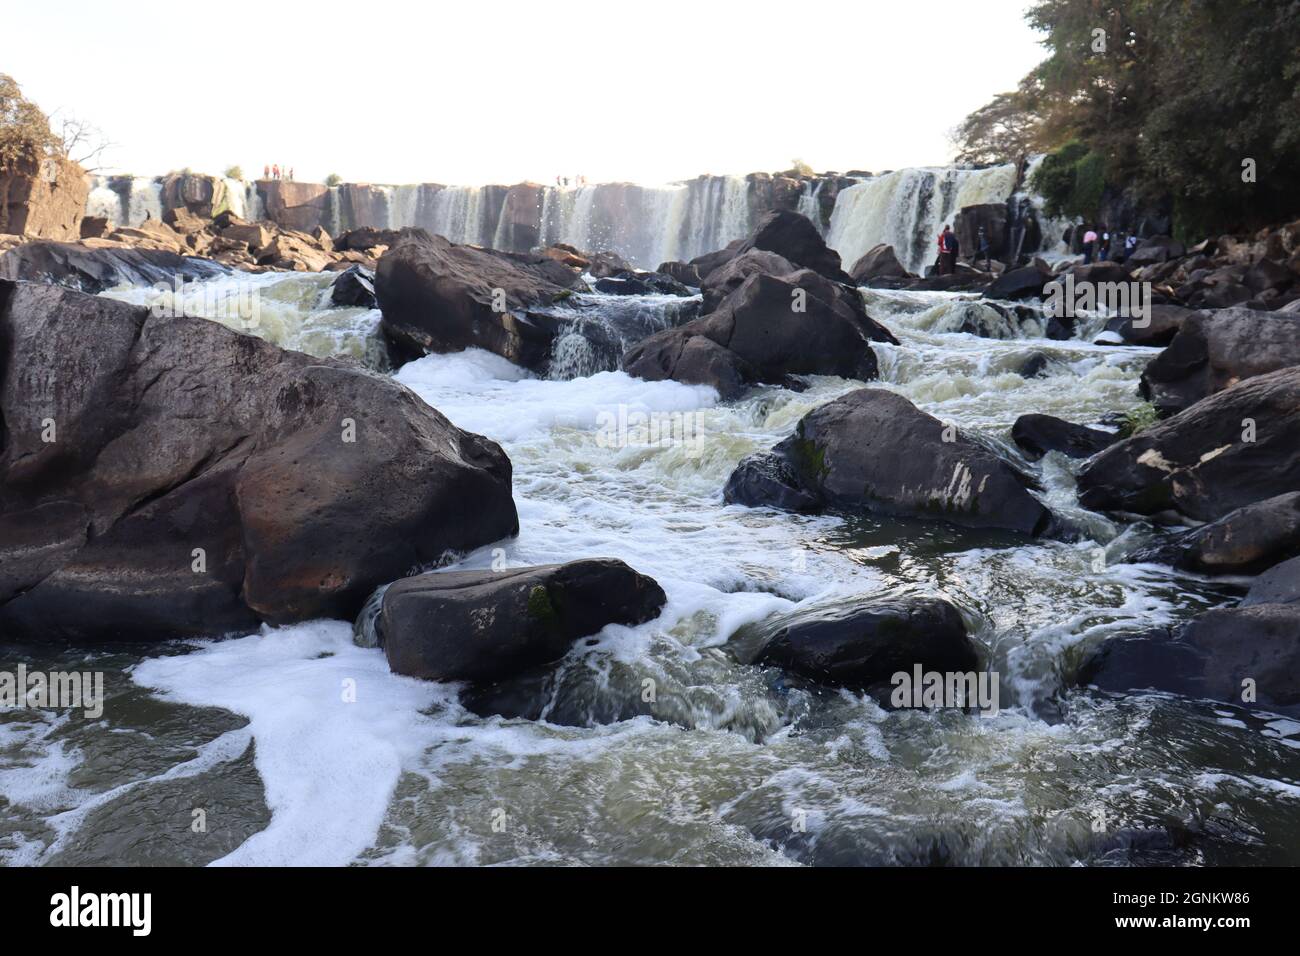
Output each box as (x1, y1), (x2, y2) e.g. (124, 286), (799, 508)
(0, 153), (87, 240)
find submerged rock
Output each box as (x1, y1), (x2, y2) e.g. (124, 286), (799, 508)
(1077, 604), (1300, 715)
(735, 594), (976, 690)
(724, 388), (1056, 535)
(0, 279), (518, 642)
(379, 559), (666, 682)
(374, 229), (586, 369)
(1078, 366), (1300, 523)
(1139, 308), (1300, 416)
(1011, 414), (1118, 461)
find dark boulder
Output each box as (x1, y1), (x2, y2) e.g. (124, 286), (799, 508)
(724, 388), (1055, 535)
(849, 244), (913, 284)
(1077, 604), (1300, 715)
(0, 240), (229, 293)
(688, 239), (745, 279)
(623, 270), (889, 399)
(1016, 352), (1051, 379)
(1139, 308), (1300, 416)
(1062, 261), (1133, 285)
(736, 210), (852, 284)
(700, 248), (797, 313)
(737, 595), (976, 690)
(1011, 414), (1118, 461)
(723, 453), (822, 513)
(379, 559), (665, 683)
(0, 279), (518, 643)
(1126, 236), (1185, 267)
(952, 204), (1008, 260)
(656, 260), (704, 287)
(1078, 367), (1300, 523)
(1242, 556), (1300, 607)
(983, 260), (1053, 301)
(1130, 493), (1300, 575)
(594, 270), (691, 297)
(333, 226), (403, 253)
(1102, 304), (1193, 347)
(330, 264), (377, 308)
(374, 229), (586, 369)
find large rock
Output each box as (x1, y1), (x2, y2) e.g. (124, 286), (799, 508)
(1242, 556), (1300, 607)
(0, 240), (229, 293)
(1078, 367), (1300, 522)
(1130, 493), (1300, 574)
(1139, 308), (1300, 415)
(738, 594), (976, 690)
(982, 260), (1053, 301)
(378, 559), (666, 682)
(1011, 414), (1118, 461)
(623, 270), (890, 399)
(1102, 304), (1193, 347)
(849, 244), (913, 284)
(0, 279), (518, 642)
(1077, 604), (1300, 715)
(736, 209), (852, 284)
(331, 264), (376, 308)
(0, 154), (87, 240)
(952, 204), (1008, 261)
(725, 388), (1056, 535)
(374, 229), (586, 369)
(699, 248), (797, 312)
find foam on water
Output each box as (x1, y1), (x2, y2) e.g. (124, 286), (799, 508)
(7, 282), (1300, 866)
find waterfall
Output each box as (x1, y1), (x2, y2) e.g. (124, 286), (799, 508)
(85, 175), (163, 227)
(826, 164), (1019, 275)
(78, 164), (1070, 273)
(797, 181), (824, 234)
(1020, 154), (1076, 258)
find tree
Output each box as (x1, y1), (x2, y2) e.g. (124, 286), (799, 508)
(324, 173), (342, 187)
(225, 165), (244, 180)
(953, 0), (1300, 235)
(50, 111), (115, 171)
(788, 158), (814, 178)
(0, 73), (57, 171)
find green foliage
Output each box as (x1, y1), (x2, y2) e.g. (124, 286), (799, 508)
(1119, 402), (1160, 437)
(789, 158), (814, 178)
(0, 73), (57, 170)
(224, 165), (243, 180)
(324, 173), (343, 187)
(956, 0), (1300, 235)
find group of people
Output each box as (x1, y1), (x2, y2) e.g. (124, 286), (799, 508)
(1079, 225), (1140, 264)
(263, 164), (294, 182)
(556, 174), (586, 187)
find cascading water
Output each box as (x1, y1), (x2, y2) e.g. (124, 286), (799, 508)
(11, 270), (1298, 867)
(826, 164), (1019, 275)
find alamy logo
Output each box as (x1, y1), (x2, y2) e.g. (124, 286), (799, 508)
(595, 405), (705, 457)
(148, 276), (261, 328)
(50, 886), (151, 936)
(0, 665), (104, 719)
(890, 665), (1000, 717)
(1043, 273), (1151, 328)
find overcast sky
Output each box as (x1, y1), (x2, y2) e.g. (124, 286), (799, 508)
(8, 0), (1046, 185)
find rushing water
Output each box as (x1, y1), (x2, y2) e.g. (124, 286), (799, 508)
(4, 281), (1299, 867)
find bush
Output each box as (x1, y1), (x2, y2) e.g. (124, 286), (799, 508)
(224, 165), (243, 180)
(1031, 141), (1104, 220)
(324, 173), (342, 187)
(788, 158), (814, 178)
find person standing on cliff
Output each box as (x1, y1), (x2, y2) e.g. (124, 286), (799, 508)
(273, 164), (280, 181)
(263, 164), (270, 180)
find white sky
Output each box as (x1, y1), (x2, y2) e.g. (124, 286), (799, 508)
(7, 0), (1046, 186)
